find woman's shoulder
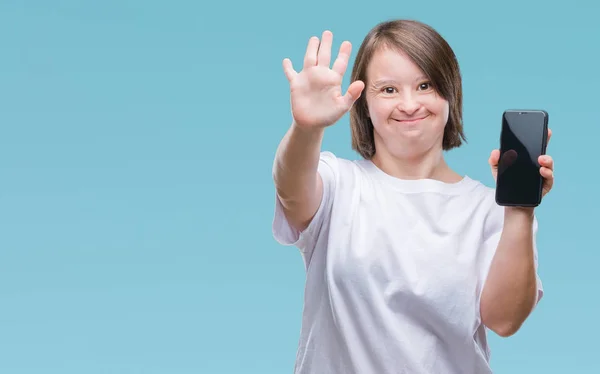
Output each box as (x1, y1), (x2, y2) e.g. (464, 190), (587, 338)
(317, 151), (367, 177)
(318, 150), (358, 166)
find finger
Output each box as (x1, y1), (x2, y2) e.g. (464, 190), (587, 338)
(538, 155), (554, 170)
(547, 128), (552, 145)
(540, 166), (554, 179)
(282, 58), (297, 82)
(488, 149), (500, 166)
(317, 30), (333, 67)
(303, 36), (320, 69)
(343, 80), (365, 109)
(541, 178), (553, 197)
(332, 41), (353, 76)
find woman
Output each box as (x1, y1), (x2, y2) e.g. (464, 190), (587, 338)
(271, 19), (554, 374)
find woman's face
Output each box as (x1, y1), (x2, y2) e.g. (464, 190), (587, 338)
(365, 47), (449, 159)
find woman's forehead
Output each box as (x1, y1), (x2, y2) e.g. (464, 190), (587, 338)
(366, 48), (427, 84)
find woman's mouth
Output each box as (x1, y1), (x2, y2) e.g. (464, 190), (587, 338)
(392, 114), (429, 125)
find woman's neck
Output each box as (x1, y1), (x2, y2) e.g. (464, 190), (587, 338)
(370, 145), (462, 183)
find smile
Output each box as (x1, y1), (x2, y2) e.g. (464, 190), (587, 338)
(392, 115), (429, 124)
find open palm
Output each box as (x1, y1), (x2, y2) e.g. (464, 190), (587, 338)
(283, 31), (365, 129)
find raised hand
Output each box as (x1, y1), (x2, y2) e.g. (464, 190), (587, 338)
(283, 30), (365, 130)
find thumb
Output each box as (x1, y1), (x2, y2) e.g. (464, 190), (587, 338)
(343, 80), (365, 109)
(489, 149), (500, 167)
(282, 58), (297, 82)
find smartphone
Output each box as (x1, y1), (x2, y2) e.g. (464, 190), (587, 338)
(495, 109), (549, 207)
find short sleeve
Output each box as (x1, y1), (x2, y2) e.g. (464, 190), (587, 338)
(272, 151), (339, 256)
(531, 217), (543, 303)
(479, 201), (544, 306)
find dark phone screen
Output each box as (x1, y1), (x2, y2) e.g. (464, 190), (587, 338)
(496, 110), (547, 206)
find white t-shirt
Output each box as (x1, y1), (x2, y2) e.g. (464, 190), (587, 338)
(272, 151), (543, 374)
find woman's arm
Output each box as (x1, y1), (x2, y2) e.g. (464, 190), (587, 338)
(480, 207), (539, 337)
(273, 30), (364, 232)
(273, 124), (325, 232)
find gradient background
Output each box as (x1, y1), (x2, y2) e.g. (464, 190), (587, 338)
(1, 0), (597, 373)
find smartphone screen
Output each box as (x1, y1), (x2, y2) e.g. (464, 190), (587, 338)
(495, 110), (548, 207)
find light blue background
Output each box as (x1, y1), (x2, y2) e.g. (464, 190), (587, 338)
(1, 0), (597, 373)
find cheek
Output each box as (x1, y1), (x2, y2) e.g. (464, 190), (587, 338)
(425, 97), (450, 124)
(440, 101), (450, 118)
(367, 100), (395, 124)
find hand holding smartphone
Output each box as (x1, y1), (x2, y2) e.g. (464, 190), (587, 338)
(495, 109), (549, 207)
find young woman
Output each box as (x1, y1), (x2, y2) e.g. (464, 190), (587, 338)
(272, 19), (554, 374)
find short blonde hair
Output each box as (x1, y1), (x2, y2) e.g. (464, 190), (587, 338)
(350, 19), (466, 159)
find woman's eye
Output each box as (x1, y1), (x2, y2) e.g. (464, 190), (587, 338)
(383, 87), (396, 94)
(418, 82), (432, 91)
